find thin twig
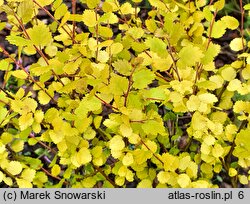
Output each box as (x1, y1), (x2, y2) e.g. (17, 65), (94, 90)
(72, 0), (76, 44)
(33, 0), (76, 44)
(0, 45), (56, 103)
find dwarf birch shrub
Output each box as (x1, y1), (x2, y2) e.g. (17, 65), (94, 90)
(0, 0), (250, 187)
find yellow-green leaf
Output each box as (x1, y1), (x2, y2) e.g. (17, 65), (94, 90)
(36, 0), (54, 7)
(17, 0), (34, 23)
(82, 10), (98, 27)
(157, 171), (170, 184)
(120, 2), (133, 14)
(19, 113), (34, 131)
(229, 168), (237, 177)
(221, 67), (236, 81)
(177, 174), (191, 188)
(109, 135), (125, 151)
(122, 153), (134, 166)
(198, 93), (218, 104)
(28, 24), (52, 46)
(11, 70), (27, 79)
(21, 168), (36, 182)
(110, 42), (123, 55)
(137, 179), (152, 188)
(76, 147), (92, 165)
(38, 90), (52, 105)
(210, 20), (226, 38)
(51, 164), (61, 177)
(86, 0), (99, 9)
(221, 16), (239, 30)
(16, 178), (32, 188)
(132, 69), (155, 89)
(230, 38), (246, 51)
(7, 161), (23, 175)
(178, 45), (204, 67)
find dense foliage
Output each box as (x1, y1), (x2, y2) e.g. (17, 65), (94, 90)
(0, 0), (250, 188)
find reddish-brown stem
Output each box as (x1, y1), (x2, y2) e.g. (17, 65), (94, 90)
(239, 0), (245, 52)
(41, 167), (69, 186)
(0, 86), (15, 100)
(145, 98), (164, 101)
(209, 0), (214, 5)
(12, 12), (64, 86)
(94, 94), (119, 111)
(72, 0), (76, 44)
(95, 7), (99, 62)
(165, 37), (181, 81)
(32, 0), (76, 44)
(92, 164), (119, 188)
(140, 139), (164, 165)
(193, 8), (217, 93)
(2, 62), (11, 88)
(206, 9), (218, 50)
(28, 133), (57, 154)
(0, 45), (56, 103)
(154, 72), (171, 82)
(114, 0), (128, 25)
(124, 65), (137, 107)
(130, 119), (147, 123)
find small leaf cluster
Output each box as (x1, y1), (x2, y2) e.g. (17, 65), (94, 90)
(0, 0), (250, 188)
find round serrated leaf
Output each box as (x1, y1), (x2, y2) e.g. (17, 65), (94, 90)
(7, 161), (22, 175)
(82, 10), (98, 27)
(230, 38), (246, 51)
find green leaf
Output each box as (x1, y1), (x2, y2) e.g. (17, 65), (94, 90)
(221, 67), (236, 81)
(148, 0), (166, 11)
(137, 179), (152, 188)
(145, 19), (157, 33)
(201, 43), (221, 64)
(177, 174), (191, 188)
(51, 164), (61, 177)
(38, 90), (52, 105)
(198, 93), (218, 104)
(233, 129), (250, 158)
(213, 0), (225, 10)
(244, 4), (250, 10)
